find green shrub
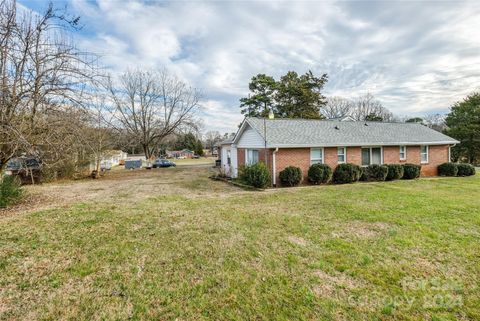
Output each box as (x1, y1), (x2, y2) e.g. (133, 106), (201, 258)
(0, 176), (23, 208)
(279, 166), (302, 187)
(402, 163), (421, 179)
(457, 163), (476, 176)
(438, 162), (458, 177)
(364, 164), (389, 181)
(333, 163), (362, 184)
(308, 164), (332, 184)
(239, 162), (271, 188)
(359, 167), (367, 181)
(386, 164), (404, 181)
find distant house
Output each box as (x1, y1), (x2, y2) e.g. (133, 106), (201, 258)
(167, 149), (195, 159)
(219, 117), (459, 186)
(126, 154), (147, 161)
(104, 150), (128, 166)
(90, 150), (128, 170)
(328, 115), (356, 122)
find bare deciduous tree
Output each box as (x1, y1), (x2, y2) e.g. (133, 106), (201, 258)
(204, 130), (222, 154)
(107, 69), (201, 159)
(0, 0), (99, 174)
(350, 93), (394, 122)
(322, 97), (354, 119)
(79, 92), (114, 177)
(423, 113), (447, 132)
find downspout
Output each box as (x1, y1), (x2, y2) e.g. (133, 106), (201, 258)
(449, 144), (457, 162)
(272, 147), (279, 187)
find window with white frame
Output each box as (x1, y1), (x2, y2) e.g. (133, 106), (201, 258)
(310, 148), (323, 164)
(421, 145), (429, 163)
(337, 147), (346, 163)
(246, 149), (259, 165)
(227, 150), (231, 165)
(399, 146), (406, 160)
(361, 147), (382, 165)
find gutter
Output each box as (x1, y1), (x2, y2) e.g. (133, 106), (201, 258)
(255, 141), (460, 149)
(448, 143), (457, 162)
(272, 147), (279, 187)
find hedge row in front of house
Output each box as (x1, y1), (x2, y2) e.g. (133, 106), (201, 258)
(438, 162), (476, 177)
(279, 162), (422, 186)
(240, 161), (475, 189)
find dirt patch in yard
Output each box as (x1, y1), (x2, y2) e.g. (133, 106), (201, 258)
(0, 166), (243, 218)
(331, 221), (392, 239)
(312, 270), (365, 298)
(287, 236), (309, 247)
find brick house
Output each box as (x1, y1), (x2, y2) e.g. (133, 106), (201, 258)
(219, 117), (459, 186)
(166, 149), (195, 159)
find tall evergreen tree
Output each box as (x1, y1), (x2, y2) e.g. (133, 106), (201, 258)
(275, 71), (328, 119)
(445, 92), (480, 164)
(239, 71), (328, 119)
(239, 74), (276, 117)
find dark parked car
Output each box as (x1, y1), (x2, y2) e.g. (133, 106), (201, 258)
(152, 159), (176, 168)
(4, 157), (42, 184)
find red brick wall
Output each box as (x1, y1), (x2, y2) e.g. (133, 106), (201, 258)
(324, 147), (338, 169)
(347, 147), (361, 164)
(273, 148), (310, 185)
(384, 146), (404, 164)
(237, 148), (245, 167)
(271, 145), (450, 184)
(238, 144), (449, 185)
(383, 145), (449, 176)
(419, 145), (449, 176)
(237, 148), (273, 179)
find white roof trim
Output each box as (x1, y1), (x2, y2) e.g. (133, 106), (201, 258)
(264, 141), (459, 148)
(232, 118), (266, 145)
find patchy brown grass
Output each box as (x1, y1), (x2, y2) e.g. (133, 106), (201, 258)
(331, 221), (392, 239)
(0, 166), (242, 217)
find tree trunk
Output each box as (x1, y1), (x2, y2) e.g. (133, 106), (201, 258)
(142, 144), (151, 160)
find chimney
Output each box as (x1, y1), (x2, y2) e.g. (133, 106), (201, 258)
(268, 108), (274, 119)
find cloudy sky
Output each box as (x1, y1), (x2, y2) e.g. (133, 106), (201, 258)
(20, 0), (480, 133)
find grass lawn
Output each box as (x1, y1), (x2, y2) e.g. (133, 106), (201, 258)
(0, 168), (479, 320)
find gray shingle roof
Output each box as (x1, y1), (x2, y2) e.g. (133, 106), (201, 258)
(218, 138), (234, 145)
(243, 117), (459, 147)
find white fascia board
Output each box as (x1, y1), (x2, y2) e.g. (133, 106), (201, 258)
(231, 118), (248, 145)
(266, 141), (460, 148)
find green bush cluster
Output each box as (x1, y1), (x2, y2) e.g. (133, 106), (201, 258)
(364, 164), (389, 181)
(402, 163), (422, 179)
(386, 164), (404, 181)
(239, 162), (271, 188)
(241, 161), (476, 189)
(308, 164), (332, 184)
(279, 166), (302, 187)
(333, 163), (362, 184)
(438, 162), (458, 176)
(437, 162), (475, 177)
(456, 163), (476, 176)
(0, 176), (23, 208)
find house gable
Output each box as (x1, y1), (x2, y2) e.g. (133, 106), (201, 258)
(236, 123), (265, 148)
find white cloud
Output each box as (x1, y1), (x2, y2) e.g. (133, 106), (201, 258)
(22, 0), (480, 131)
